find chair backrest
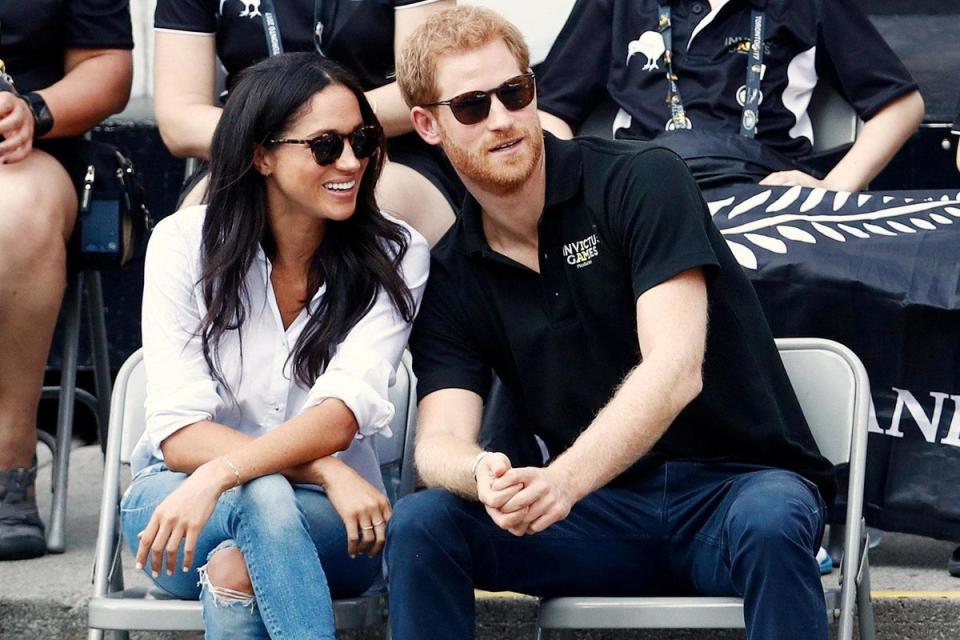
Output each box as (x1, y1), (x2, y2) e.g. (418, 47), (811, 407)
(776, 338), (865, 465)
(807, 82), (862, 155)
(113, 348), (417, 500)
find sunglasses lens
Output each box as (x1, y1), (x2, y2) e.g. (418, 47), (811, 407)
(449, 93), (492, 125)
(351, 125), (382, 159)
(497, 75), (536, 111)
(309, 134), (344, 165)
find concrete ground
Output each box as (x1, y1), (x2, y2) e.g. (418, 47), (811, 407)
(2, 445), (959, 639)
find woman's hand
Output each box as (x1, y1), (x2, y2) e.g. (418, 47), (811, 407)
(0, 92), (35, 164)
(312, 458), (391, 558)
(135, 459), (235, 577)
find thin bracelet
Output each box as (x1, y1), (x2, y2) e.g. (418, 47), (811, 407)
(471, 451), (490, 481)
(223, 456), (241, 488)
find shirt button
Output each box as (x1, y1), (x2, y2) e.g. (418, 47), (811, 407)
(555, 292), (560, 297)
(691, 2), (704, 14)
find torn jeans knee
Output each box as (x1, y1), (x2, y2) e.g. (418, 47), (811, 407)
(198, 539), (257, 613)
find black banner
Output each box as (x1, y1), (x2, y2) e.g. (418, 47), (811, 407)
(709, 184), (960, 541)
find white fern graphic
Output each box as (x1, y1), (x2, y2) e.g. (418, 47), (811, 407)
(710, 187), (960, 270)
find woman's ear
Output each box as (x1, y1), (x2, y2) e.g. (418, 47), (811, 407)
(252, 144), (273, 176)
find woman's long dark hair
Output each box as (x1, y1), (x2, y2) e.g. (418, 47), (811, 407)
(199, 52), (415, 389)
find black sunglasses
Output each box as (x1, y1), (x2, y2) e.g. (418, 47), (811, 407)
(267, 124), (383, 166)
(421, 72), (536, 125)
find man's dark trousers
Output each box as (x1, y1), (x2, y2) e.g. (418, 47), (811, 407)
(385, 461), (828, 640)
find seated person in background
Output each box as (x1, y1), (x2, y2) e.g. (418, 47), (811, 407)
(120, 53), (428, 638)
(153, 0), (460, 246)
(0, 0), (132, 561)
(386, 8), (835, 640)
(536, 0), (924, 192)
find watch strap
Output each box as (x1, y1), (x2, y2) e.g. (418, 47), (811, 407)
(23, 92), (54, 138)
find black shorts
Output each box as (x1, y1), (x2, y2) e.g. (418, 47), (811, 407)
(35, 137), (89, 195)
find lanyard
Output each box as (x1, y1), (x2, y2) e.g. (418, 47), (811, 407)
(656, 2), (765, 137)
(259, 0), (284, 56)
(259, 0), (334, 58)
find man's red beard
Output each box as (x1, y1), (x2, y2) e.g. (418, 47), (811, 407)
(439, 122), (544, 197)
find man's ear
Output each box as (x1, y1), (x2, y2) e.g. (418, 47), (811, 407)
(252, 144), (273, 176)
(410, 106), (443, 146)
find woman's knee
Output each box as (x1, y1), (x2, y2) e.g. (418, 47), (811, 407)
(237, 474), (305, 527)
(203, 545), (253, 598)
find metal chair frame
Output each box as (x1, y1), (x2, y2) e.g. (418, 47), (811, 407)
(38, 268), (112, 553)
(88, 349), (418, 640)
(536, 338), (875, 640)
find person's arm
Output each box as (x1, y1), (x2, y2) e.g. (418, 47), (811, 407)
(0, 47), (131, 162)
(153, 31), (221, 159)
(492, 268), (707, 534)
(760, 90), (924, 191)
(539, 110), (574, 139)
(415, 388), (527, 528)
(366, 0), (455, 137)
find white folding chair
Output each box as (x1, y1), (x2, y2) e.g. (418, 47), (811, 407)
(88, 349), (418, 639)
(537, 338), (875, 640)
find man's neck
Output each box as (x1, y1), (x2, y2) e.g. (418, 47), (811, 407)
(469, 158), (547, 266)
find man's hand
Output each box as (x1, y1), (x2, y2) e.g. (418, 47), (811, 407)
(758, 170), (825, 189)
(475, 452), (527, 532)
(492, 466), (576, 536)
(0, 92), (35, 164)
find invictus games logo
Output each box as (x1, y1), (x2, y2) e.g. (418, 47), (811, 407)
(562, 233), (600, 268)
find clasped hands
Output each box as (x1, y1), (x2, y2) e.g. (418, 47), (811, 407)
(475, 452), (575, 536)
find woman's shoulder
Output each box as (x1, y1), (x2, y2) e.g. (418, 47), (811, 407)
(149, 204), (207, 253)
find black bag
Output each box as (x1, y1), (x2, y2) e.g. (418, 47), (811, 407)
(76, 141), (153, 270)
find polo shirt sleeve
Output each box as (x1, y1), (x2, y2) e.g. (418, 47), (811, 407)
(408, 261), (491, 401)
(537, 0), (614, 128)
(815, 0), (917, 121)
(604, 147), (720, 299)
(155, 0), (217, 33)
(64, 0), (133, 50)
(394, 0), (447, 8)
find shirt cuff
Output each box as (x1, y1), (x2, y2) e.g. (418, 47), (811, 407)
(304, 348), (397, 439)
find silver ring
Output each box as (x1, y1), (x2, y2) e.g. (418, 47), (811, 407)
(361, 525), (375, 531)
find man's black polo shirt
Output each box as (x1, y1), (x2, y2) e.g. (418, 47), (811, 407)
(410, 134), (835, 504)
(537, 0), (917, 159)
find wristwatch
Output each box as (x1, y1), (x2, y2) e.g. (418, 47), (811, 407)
(22, 92), (54, 138)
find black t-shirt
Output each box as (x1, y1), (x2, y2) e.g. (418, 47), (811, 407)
(538, 0), (917, 159)
(0, 0), (133, 94)
(155, 0), (439, 93)
(410, 134), (836, 504)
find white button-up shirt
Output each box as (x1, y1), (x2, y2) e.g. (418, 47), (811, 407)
(130, 205), (429, 494)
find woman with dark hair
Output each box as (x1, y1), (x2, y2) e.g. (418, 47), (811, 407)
(154, 0), (461, 246)
(119, 52), (428, 638)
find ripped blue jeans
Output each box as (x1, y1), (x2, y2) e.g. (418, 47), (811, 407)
(120, 464), (381, 639)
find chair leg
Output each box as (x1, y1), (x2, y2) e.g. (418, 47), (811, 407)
(83, 271), (112, 452)
(47, 271), (83, 553)
(857, 553), (877, 640)
(828, 523), (845, 565)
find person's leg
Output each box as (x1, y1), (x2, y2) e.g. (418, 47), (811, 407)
(294, 486), (382, 598)
(386, 485), (672, 640)
(376, 161), (456, 247)
(668, 464), (828, 640)
(0, 150), (77, 560)
(122, 469), (339, 639)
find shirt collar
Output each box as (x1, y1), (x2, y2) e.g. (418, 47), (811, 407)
(459, 132), (583, 257)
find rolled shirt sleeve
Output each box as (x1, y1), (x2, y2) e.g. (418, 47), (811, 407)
(303, 221), (430, 439)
